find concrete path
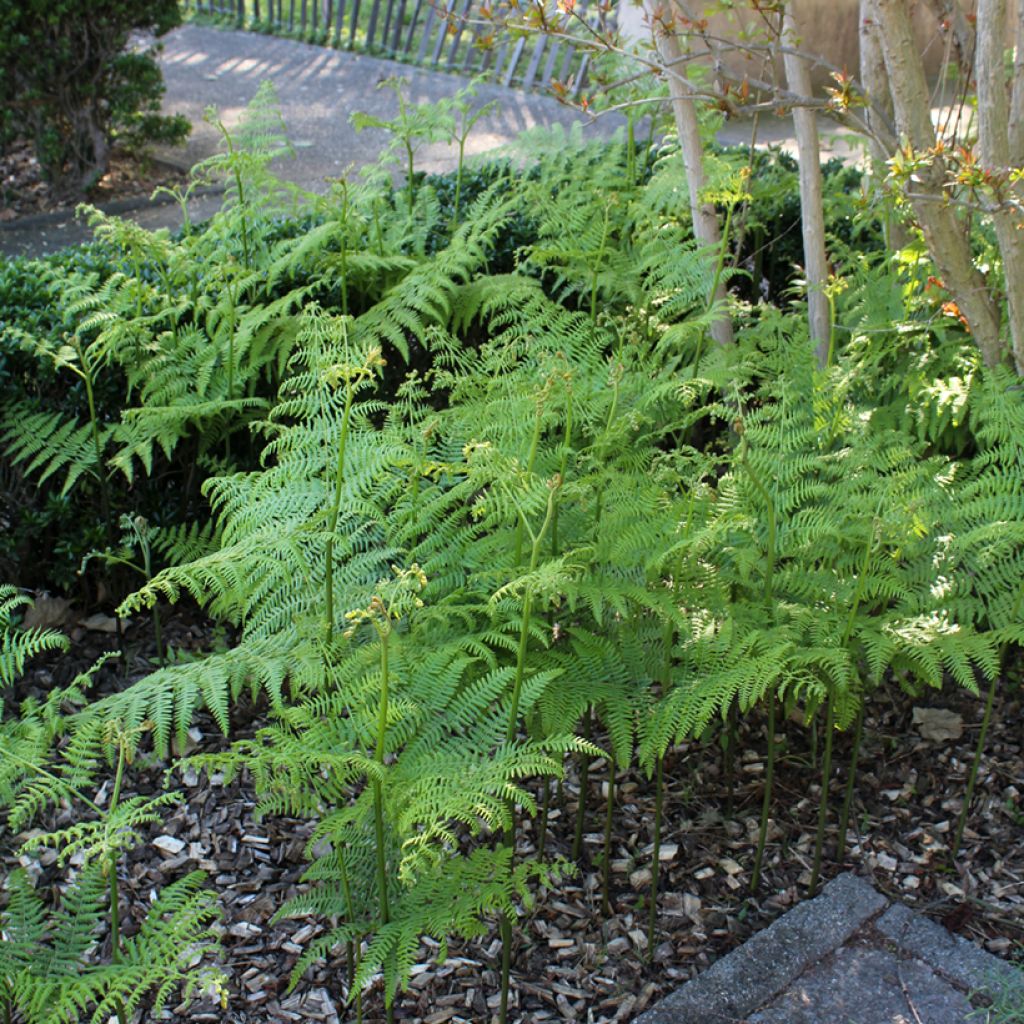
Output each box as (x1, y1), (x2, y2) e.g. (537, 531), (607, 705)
(0, 22), (621, 259)
(635, 874), (1023, 1024)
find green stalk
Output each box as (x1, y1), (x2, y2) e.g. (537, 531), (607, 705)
(590, 205), (612, 331)
(372, 629), (394, 1024)
(835, 704), (864, 866)
(512, 405), (544, 567)
(337, 846), (362, 1022)
(600, 767), (615, 917)
(724, 700), (738, 818)
(108, 741), (129, 1024)
(646, 754), (664, 958)
(139, 528), (164, 666)
(405, 138), (416, 219)
(452, 126), (467, 230)
(549, 393), (573, 561)
(572, 710), (591, 862)
(741, 444), (777, 891)
(499, 486), (559, 1024)
(537, 777), (551, 861)
(324, 380), (356, 641)
(952, 672), (998, 858)
(953, 587), (1023, 857)
(809, 695), (835, 896)
(498, 913), (513, 1023)
(504, 487), (559, 742)
(810, 526), (875, 894)
(76, 339), (124, 660)
(626, 113), (636, 187)
(751, 695), (776, 890)
(339, 183), (350, 318)
(692, 199), (737, 374)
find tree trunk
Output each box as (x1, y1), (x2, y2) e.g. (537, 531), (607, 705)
(870, 0), (1007, 369)
(1009, 0), (1024, 167)
(781, 10), (830, 365)
(646, 0), (733, 347)
(859, 0), (908, 251)
(976, 0), (1024, 373)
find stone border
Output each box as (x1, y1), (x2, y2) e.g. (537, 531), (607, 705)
(0, 178), (223, 234)
(634, 874), (887, 1024)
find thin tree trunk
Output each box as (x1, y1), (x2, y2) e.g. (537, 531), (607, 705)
(646, 0), (733, 347)
(781, 10), (830, 365)
(871, 0), (1006, 369)
(859, 0), (908, 250)
(976, 0), (1024, 373)
(1010, 0), (1024, 165)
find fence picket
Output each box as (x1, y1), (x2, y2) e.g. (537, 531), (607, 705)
(349, 0), (361, 47)
(182, 0), (596, 93)
(381, 0), (397, 52)
(366, 0), (383, 49)
(404, 0), (425, 53)
(429, 0), (455, 65)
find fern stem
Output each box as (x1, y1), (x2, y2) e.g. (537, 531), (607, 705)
(836, 702), (864, 866)
(337, 845), (362, 1018)
(505, 485), (559, 740)
(692, 198), (736, 373)
(600, 766), (615, 918)
(498, 912), (513, 1024)
(590, 204), (612, 331)
(724, 699), (738, 818)
(324, 379), (356, 642)
(107, 740), (130, 1024)
(572, 710), (591, 863)
(953, 670), (998, 858)
(452, 131), (467, 230)
(537, 777), (551, 861)
(499, 487), (559, 1024)
(646, 754), (664, 959)
(512, 404), (545, 567)
(751, 694), (775, 891)
(809, 693), (835, 896)
(549, 391), (574, 561)
(741, 441), (777, 891)
(339, 181), (350, 318)
(954, 586), (1022, 858)
(811, 521), (875, 890)
(372, 629), (395, 1024)
(138, 525), (165, 666)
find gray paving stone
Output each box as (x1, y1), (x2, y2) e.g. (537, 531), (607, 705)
(747, 944), (975, 1024)
(877, 903), (1024, 1001)
(633, 874), (887, 1024)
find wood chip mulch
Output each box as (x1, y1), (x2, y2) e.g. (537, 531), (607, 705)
(3, 608), (1022, 1023)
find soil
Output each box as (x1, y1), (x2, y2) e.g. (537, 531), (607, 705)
(0, 138), (189, 221)
(3, 604), (1022, 1024)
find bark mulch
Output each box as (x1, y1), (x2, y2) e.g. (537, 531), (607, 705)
(3, 607), (1022, 1024)
(0, 139), (187, 222)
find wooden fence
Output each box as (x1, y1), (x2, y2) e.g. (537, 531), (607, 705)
(179, 0), (615, 96)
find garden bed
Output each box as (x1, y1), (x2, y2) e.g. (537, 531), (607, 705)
(0, 139), (188, 222)
(6, 610), (1021, 1023)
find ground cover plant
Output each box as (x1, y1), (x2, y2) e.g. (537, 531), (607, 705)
(1, 70), (1023, 1024)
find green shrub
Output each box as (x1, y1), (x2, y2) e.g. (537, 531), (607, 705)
(0, 0), (189, 195)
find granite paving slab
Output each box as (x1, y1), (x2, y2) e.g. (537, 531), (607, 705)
(634, 873), (1022, 1024)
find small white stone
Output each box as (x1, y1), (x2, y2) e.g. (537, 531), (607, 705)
(876, 852), (898, 872)
(153, 835), (186, 855)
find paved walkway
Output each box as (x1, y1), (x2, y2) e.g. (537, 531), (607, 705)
(636, 874), (1023, 1024)
(0, 22), (622, 259)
